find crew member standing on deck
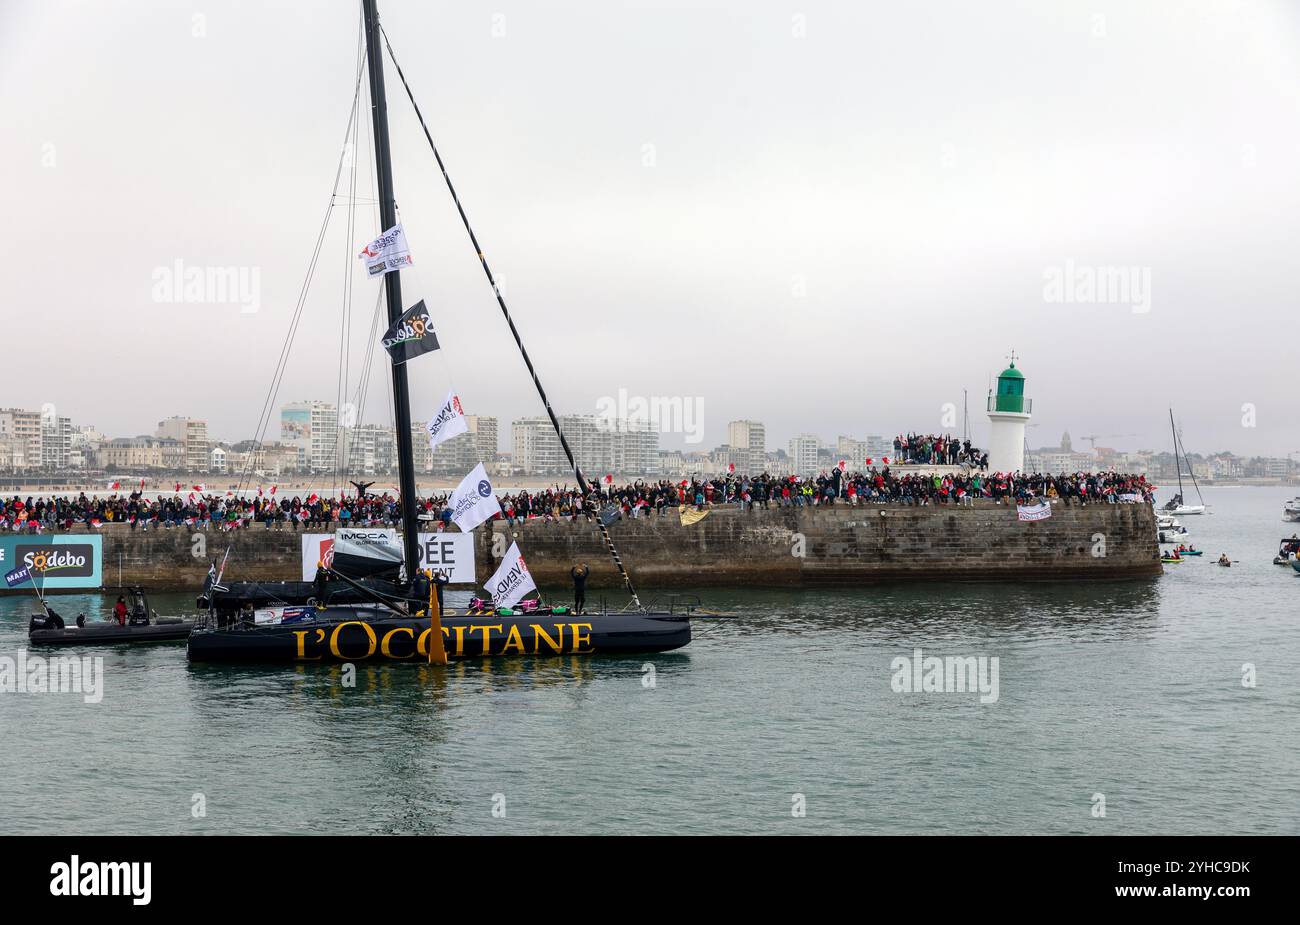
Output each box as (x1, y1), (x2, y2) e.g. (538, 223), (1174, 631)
(571, 562), (589, 614)
(113, 596), (127, 627)
(431, 569), (450, 611)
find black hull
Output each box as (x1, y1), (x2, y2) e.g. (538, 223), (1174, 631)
(30, 622), (195, 647)
(187, 608), (690, 663)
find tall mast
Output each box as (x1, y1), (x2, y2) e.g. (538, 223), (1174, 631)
(1169, 408), (1184, 499)
(362, 0), (420, 582)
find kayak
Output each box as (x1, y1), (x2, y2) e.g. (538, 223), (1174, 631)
(1160, 557), (1184, 564)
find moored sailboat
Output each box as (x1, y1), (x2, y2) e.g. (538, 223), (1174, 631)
(1160, 409), (1206, 515)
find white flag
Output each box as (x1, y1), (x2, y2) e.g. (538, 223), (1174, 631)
(448, 462), (501, 532)
(358, 223), (413, 277)
(427, 390), (469, 451)
(486, 541), (537, 609)
(1016, 500), (1052, 521)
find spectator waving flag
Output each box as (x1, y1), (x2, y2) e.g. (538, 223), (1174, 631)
(426, 390), (469, 450)
(358, 223), (413, 277)
(448, 463), (502, 532)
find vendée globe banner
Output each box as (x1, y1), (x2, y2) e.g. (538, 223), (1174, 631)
(0, 535), (103, 589)
(300, 530), (475, 583)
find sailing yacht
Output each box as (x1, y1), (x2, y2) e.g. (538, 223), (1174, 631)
(1160, 409), (1206, 515)
(188, 0), (692, 663)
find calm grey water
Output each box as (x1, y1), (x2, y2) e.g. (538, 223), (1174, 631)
(2, 486), (1297, 835)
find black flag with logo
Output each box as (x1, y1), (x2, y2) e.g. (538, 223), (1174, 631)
(381, 300), (440, 364)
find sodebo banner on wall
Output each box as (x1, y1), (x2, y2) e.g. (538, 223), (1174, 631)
(300, 530), (475, 583)
(0, 535), (103, 590)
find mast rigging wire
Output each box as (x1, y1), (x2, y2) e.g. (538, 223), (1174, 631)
(378, 23), (642, 609)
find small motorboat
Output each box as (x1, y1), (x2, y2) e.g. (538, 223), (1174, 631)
(1284, 498), (1300, 522)
(29, 587), (194, 647)
(1275, 537), (1300, 565)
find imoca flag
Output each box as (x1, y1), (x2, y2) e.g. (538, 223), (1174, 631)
(382, 300), (440, 364)
(486, 541), (537, 609)
(358, 223), (412, 277)
(448, 463), (502, 532)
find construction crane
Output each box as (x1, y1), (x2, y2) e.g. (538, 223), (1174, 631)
(1080, 433), (1136, 449)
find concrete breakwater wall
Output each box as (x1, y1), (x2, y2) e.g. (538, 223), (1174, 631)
(65, 501), (1159, 592)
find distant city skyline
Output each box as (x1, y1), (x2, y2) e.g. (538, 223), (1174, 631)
(3, 398), (1297, 484)
(0, 392), (1290, 460)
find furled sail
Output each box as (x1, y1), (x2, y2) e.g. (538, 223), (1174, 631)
(329, 531), (404, 580)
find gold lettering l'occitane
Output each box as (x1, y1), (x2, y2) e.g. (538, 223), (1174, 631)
(329, 621), (378, 660)
(469, 624), (503, 656)
(569, 623), (594, 654)
(531, 623), (565, 654)
(449, 624), (466, 656)
(380, 626), (415, 659)
(501, 624), (525, 654)
(292, 628), (324, 661)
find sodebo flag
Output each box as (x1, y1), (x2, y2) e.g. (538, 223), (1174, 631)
(382, 300), (440, 364)
(486, 541), (536, 609)
(358, 223), (413, 277)
(427, 390), (469, 451)
(448, 463), (501, 532)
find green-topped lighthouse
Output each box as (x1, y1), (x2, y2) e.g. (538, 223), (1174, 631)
(986, 352), (1032, 472)
(992, 360), (1026, 413)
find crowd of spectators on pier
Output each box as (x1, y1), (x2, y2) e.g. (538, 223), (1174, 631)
(501, 468), (1154, 520)
(0, 466), (1156, 533)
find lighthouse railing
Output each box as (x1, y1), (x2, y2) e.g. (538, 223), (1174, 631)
(987, 394), (1032, 414)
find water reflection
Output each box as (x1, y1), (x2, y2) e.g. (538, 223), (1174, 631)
(690, 581), (1162, 645)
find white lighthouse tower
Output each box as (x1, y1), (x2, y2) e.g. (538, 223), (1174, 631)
(986, 353), (1031, 474)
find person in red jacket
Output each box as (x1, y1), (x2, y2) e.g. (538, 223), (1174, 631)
(113, 596), (127, 627)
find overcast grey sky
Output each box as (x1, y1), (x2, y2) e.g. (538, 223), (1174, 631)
(2, 0), (1298, 458)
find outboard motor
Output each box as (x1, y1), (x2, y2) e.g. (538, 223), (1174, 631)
(29, 612), (65, 632)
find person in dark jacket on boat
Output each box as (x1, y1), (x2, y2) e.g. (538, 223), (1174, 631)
(431, 569), (450, 612)
(313, 562), (329, 603)
(571, 563), (589, 614)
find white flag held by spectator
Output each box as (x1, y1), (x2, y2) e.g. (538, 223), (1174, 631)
(427, 390), (469, 451)
(358, 223), (413, 277)
(448, 462), (501, 532)
(1016, 500), (1052, 521)
(486, 542), (537, 609)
